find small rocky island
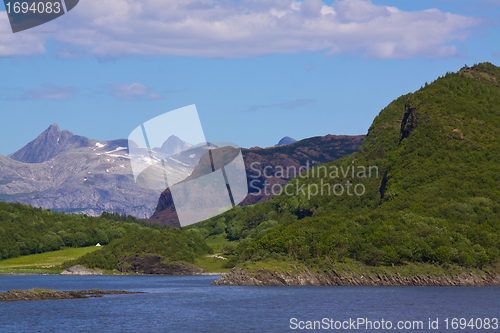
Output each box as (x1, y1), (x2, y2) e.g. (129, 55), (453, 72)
(0, 289), (143, 302)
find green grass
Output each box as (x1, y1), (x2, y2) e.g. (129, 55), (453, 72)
(0, 246), (101, 274)
(194, 255), (232, 273)
(27, 288), (55, 294)
(205, 233), (237, 252)
(192, 234), (236, 273)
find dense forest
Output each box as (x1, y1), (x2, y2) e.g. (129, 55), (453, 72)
(188, 63), (500, 270)
(65, 228), (211, 270)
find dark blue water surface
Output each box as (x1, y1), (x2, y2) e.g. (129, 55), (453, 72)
(0, 275), (499, 332)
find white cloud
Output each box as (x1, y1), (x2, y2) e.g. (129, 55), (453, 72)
(107, 83), (149, 100)
(9, 83), (75, 100)
(0, 0), (481, 59)
(0, 15), (47, 56)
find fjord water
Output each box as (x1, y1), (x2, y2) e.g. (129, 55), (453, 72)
(1, 276), (499, 332)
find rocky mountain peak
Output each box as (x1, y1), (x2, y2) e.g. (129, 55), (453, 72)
(47, 122), (60, 134)
(275, 136), (297, 146)
(8, 123), (75, 163)
(154, 135), (192, 157)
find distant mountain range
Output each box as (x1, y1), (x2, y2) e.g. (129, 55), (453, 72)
(0, 124), (195, 218)
(0, 124), (365, 220)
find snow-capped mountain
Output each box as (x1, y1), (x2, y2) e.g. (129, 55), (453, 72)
(0, 124), (198, 218)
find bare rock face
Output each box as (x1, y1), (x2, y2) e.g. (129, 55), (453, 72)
(212, 268), (500, 287)
(61, 265), (103, 275)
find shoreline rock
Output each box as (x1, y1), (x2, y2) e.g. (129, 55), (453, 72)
(0, 289), (143, 302)
(211, 268), (500, 287)
(61, 265), (103, 275)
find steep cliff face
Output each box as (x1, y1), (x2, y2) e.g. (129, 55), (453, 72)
(145, 134), (366, 226)
(212, 268), (500, 287)
(399, 101), (420, 143)
(147, 187), (180, 227)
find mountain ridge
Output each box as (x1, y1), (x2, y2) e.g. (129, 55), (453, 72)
(0, 124), (193, 218)
(1, 123), (365, 220)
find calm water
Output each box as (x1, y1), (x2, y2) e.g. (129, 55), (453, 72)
(0, 275), (499, 332)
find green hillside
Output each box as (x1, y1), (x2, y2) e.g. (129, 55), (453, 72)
(65, 228), (212, 270)
(190, 62), (500, 271)
(0, 202), (146, 260)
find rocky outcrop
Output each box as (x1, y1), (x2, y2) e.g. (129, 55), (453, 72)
(117, 254), (203, 275)
(0, 289), (141, 302)
(61, 265), (103, 275)
(211, 268), (500, 287)
(399, 101), (420, 143)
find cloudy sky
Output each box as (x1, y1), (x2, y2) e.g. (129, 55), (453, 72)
(0, 0), (499, 155)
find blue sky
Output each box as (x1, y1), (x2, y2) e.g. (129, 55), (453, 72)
(0, 0), (499, 155)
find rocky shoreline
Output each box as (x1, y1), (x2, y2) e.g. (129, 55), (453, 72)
(211, 268), (500, 287)
(61, 265), (104, 275)
(0, 289), (143, 302)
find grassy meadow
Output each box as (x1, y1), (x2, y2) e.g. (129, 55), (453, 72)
(0, 246), (100, 274)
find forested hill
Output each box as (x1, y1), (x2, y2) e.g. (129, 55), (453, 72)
(0, 202), (146, 260)
(191, 62), (500, 270)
